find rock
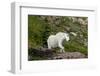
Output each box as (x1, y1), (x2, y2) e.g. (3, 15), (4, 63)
(29, 48), (56, 58)
(29, 48), (87, 60)
(52, 52), (87, 59)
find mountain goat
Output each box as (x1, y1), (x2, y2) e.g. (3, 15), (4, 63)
(47, 32), (70, 52)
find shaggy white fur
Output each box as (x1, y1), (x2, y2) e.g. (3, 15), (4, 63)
(47, 32), (70, 52)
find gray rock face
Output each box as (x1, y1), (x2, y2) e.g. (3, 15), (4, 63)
(51, 52), (87, 59)
(28, 48), (87, 60)
(29, 48), (56, 58)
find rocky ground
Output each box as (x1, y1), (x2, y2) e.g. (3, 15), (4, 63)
(50, 52), (87, 60)
(28, 48), (87, 61)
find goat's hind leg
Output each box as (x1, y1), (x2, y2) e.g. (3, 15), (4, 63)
(47, 42), (51, 49)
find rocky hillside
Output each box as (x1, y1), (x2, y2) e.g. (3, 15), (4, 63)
(28, 15), (88, 60)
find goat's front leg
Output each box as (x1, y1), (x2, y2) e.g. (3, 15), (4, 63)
(58, 42), (65, 53)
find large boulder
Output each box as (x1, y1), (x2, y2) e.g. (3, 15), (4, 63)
(51, 52), (87, 59)
(28, 48), (56, 58)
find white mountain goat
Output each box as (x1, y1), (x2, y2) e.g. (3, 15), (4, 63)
(47, 32), (70, 52)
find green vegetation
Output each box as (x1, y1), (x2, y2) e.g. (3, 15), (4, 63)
(28, 15), (88, 60)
